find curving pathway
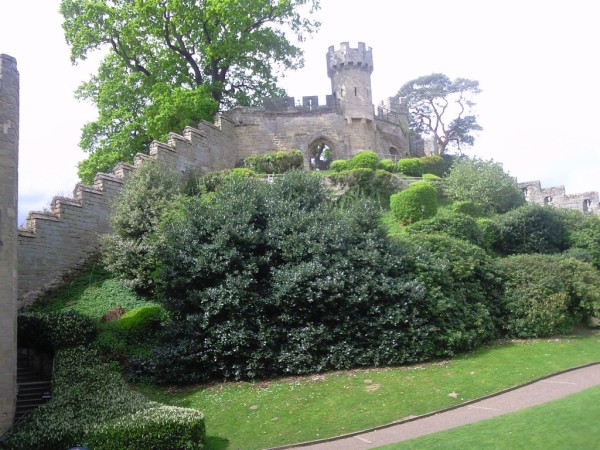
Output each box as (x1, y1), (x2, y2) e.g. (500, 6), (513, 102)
(273, 362), (600, 450)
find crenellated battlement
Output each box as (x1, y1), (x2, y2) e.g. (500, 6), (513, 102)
(326, 42), (374, 77)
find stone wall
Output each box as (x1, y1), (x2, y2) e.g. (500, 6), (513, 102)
(519, 180), (600, 214)
(0, 53), (18, 435)
(17, 117), (237, 305)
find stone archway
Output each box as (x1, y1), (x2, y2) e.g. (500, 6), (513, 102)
(309, 139), (334, 171)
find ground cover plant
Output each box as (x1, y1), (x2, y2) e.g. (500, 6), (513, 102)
(1, 346), (205, 450)
(380, 383), (600, 450)
(138, 331), (600, 450)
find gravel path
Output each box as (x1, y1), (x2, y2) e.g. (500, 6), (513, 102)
(275, 362), (600, 449)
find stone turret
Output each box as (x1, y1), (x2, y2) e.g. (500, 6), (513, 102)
(327, 42), (374, 122)
(0, 54), (18, 434)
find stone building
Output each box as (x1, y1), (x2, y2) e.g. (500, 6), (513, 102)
(519, 180), (600, 214)
(0, 54), (18, 435)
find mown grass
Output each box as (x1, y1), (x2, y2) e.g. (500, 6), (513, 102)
(381, 382), (600, 449)
(138, 331), (600, 449)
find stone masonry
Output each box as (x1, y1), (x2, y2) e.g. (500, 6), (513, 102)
(0, 54), (18, 435)
(519, 180), (600, 214)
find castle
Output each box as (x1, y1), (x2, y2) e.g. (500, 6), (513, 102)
(2, 42), (600, 433)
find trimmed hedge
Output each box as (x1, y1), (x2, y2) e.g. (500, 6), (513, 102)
(243, 150), (303, 174)
(116, 304), (167, 338)
(378, 159), (397, 173)
(347, 151), (380, 170)
(18, 311), (97, 352)
(1, 346), (205, 450)
(396, 156), (445, 177)
(406, 211), (485, 247)
(390, 181), (438, 225)
(330, 159), (349, 172)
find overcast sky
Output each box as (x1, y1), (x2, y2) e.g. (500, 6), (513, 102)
(2, 0), (599, 225)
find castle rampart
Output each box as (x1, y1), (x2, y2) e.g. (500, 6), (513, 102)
(0, 53), (18, 434)
(519, 180), (600, 214)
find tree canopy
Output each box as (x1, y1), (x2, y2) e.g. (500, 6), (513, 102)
(396, 73), (482, 155)
(60, 0), (321, 183)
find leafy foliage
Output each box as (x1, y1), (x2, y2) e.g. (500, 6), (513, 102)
(116, 305), (168, 339)
(18, 311), (97, 352)
(243, 150), (304, 174)
(406, 211), (485, 247)
(329, 159), (349, 172)
(397, 157), (425, 177)
(60, 0), (320, 181)
(327, 168), (406, 207)
(124, 172), (453, 383)
(390, 181), (438, 225)
(378, 159), (397, 173)
(445, 157), (525, 214)
(346, 151), (380, 170)
(498, 255), (600, 337)
(1, 346), (205, 449)
(399, 233), (502, 352)
(560, 210), (600, 270)
(396, 73), (482, 155)
(101, 160), (182, 293)
(492, 204), (570, 255)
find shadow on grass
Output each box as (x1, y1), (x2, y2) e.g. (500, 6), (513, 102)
(205, 435), (230, 449)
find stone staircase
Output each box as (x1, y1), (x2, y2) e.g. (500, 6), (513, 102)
(15, 351), (52, 422)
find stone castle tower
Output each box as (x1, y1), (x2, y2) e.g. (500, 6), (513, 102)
(327, 42), (374, 122)
(0, 54), (18, 434)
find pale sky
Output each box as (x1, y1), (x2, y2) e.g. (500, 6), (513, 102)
(2, 0), (599, 225)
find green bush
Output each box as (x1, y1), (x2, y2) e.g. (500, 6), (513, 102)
(243, 150), (303, 174)
(561, 211), (600, 270)
(347, 151), (380, 170)
(390, 181), (438, 225)
(420, 156), (446, 177)
(445, 157), (525, 214)
(378, 159), (397, 173)
(498, 255), (600, 337)
(84, 405), (205, 450)
(493, 204), (570, 255)
(476, 217), (500, 251)
(397, 157), (425, 177)
(329, 159), (349, 172)
(450, 200), (485, 218)
(422, 173), (440, 180)
(101, 160), (182, 293)
(18, 311), (97, 352)
(327, 168), (405, 208)
(406, 211), (485, 247)
(116, 305), (167, 337)
(197, 168), (257, 194)
(1, 346), (205, 450)
(130, 172), (445, 384)
(398, 233), (502, 353)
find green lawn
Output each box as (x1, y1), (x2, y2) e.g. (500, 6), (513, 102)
(138, 331), (600, 449)
(380, 383), (600, 449)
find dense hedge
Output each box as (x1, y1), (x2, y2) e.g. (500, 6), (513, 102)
(397, 156), (445, 177)
(390, 181), (438, 225)
(101, 160), (182, 293)
(243, 150), (303, 174)
(104, 171), (515, 384)
(399, 233), (503, 352)
(406, 211), (485, 247)
(1, 346), (205, 450)
(498, 255), (600, 337)
(492, 204), (570, 255)
(327, 168), (406, 207)
(346, 151), (380, 170)
(18, 311), (97, 352)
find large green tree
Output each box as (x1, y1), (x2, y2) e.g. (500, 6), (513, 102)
(397, 73), (482, 155)
(60, 0), (320, 183)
